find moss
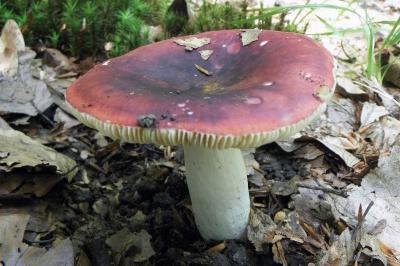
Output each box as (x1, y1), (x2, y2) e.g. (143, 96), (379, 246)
(0, 0), (307, 58)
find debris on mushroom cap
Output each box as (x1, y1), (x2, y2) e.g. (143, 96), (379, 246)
(66, 29), (335, 149)
(174, 37), (210, 51)
(194, 64), (212, 76)
(314, 85), (333, 102)
(137, 114), (157, 128)
(240, 28), (262, 46)
(199, 50), (214, 60)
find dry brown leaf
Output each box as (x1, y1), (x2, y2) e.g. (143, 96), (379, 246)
(174, 37), (210, 51)
(0, 20), (25, 77)
(240, 29), (262, 46)
(0, 128), (77, 197)
(0, 212), (74, 265)
(199, 49), (214, 60)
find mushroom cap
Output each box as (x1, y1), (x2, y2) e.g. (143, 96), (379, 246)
(66, 29), (335, 149)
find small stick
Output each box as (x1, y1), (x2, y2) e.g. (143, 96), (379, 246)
(297, 183), (348, 197)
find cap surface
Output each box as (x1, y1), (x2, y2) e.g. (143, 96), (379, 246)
(66, 29), (335, 149)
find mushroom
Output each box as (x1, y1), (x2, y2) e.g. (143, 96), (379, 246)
(66, 29), (335, 240)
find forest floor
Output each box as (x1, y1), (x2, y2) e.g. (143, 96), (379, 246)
(1, 0), (400, 265)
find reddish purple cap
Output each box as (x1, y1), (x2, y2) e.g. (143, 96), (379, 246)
(66, 29), (335, 148)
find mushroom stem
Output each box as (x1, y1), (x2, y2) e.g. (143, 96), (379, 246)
(184, 145), (250, 240)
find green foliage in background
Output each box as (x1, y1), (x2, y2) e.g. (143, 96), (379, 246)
(0, 0), (306, 58)
(0, 0), (169, 57)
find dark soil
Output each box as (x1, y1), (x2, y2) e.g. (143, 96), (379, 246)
(28, 124), (316, 266)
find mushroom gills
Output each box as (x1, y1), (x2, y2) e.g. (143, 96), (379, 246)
(184, 145), (250, 240)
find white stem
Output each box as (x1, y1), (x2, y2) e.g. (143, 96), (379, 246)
(184, 145), (250, 240)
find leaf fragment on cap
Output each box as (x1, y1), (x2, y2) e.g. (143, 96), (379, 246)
(174, 37), (210, 51)
(195, 64), (212, 76)
(313, 85), (332, 102)
(199, 50), (214, 60)
(240, 29), (262, 46)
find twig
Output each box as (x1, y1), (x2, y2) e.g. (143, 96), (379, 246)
(351, 201), (374, 241)
(354, 76), (400, 108)
(297, 183), (348, 197)
(30, 100), (55, 127)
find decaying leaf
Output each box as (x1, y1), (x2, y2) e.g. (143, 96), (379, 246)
(318, 137), (360, 167)
(0, 20), (25, 77)
(42, 48), (77, 74)
(174, 37), (210, 51)
(247, 208), (277, 251)
(330, 145), (400, 258)
(240, 29), (262, 46)
(0, 128), (77, 197)
(0, 212), (74, 266)
(336, 76), (368, 99)
(0, 48), (53, 116)
(195, 64), (212, 76)
(106, 228), (155, 264)
(0, 116), (11, 129)
(359, 116), (400, 151)
(199, 49), (213, 60)
(317, 228), (355, 265)
(242, 148), (259, 176)
(247, 208), (307, 252)
(360, 102), (389, 128)
(54, 108), (80, 129)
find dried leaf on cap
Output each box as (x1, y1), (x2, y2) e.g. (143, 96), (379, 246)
(199, 49), (214, 60)
(174, 37), (210, 51)
(240, 29), (262, 46)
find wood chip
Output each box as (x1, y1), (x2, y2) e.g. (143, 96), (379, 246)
(195, 64), (212, 76)
(199, 50), (213, 60)
(207, 242), (226, 253)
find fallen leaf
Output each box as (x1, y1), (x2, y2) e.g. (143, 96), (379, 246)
(317, 228), (355, 265)
(106, 228), (155, 264)
(247, 208), (277, 251)
(247, 208), (307, 252)
(359, 116), (400, 151)
(0, 20), (25, 77)
(42, 48), (77, 74)
(330, 145), (400, 258)
(0, 212), (74, 266)
(0, 48), (53, 116)
(360, 102), (389, 128)
(240, 29), (262, 46)
(0, 128), (77, 197)
(174, 37), (210, 51)
(54, 108), (80, 129)
(199, 49), (213, 60)
(318, 137), (360, 167)
(336, 76), (368, 99)
(0, 116), (11, 129)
